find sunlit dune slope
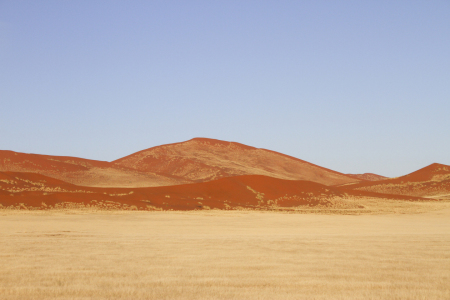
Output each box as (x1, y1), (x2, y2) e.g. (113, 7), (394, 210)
(0, 150), (188, 188)
(347, 173), (388, 181)
(0, 172), (425, 211)
(341, 163), (450, 198)
(113, 138), (359, 186)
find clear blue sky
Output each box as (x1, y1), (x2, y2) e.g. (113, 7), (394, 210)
(1, 1), (449, 177)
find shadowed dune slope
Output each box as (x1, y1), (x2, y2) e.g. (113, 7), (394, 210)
(0, 172), (425, 211)
(113, 138), (359, 186)
(347, 173), (388, 181)
(341, 163), (450, 198)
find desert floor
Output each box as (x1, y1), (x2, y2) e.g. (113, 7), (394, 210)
(1, 204), (450, 299)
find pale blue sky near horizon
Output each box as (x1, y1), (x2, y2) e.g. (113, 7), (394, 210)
(1, 1), (449, 177)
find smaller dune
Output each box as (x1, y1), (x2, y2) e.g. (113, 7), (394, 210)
(342, 163), (450, 198)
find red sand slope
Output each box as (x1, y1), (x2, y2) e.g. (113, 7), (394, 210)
(0, 150), (190, 188)
(113, 138), (359, 186)
(0, 150), (109, 172)
(347, 173), (388, 181)
(1, 138), (359, 187)
(341, 163), (450, 198)
(0, 172), (425, 211)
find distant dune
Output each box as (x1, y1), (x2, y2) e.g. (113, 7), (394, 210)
(113, 138), (359, 186)
(347, 173), (388, 181)
(1, 139), (448, 211)
(0, 138), (359, 188)
(341, 163), (450, 198)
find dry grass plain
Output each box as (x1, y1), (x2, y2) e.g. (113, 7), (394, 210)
(1, 202), (450, 299)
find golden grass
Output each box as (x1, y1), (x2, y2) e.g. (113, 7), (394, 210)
(1, 203), (450, 299)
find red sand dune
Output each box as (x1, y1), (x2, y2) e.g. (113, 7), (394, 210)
(347, 173), (388, 181)
(0, 150), (190, 188)
(112, 138), (359, 186)
(341, 163), (450, 198)
(2, 138), (446, 207)
(1, 138), (359, 187)
(0, 172), (425, 211)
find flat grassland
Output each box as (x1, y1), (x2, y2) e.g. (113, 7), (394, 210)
(1, 203), (450, 299)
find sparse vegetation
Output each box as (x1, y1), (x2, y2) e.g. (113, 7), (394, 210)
(1, 208), (449, 299)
